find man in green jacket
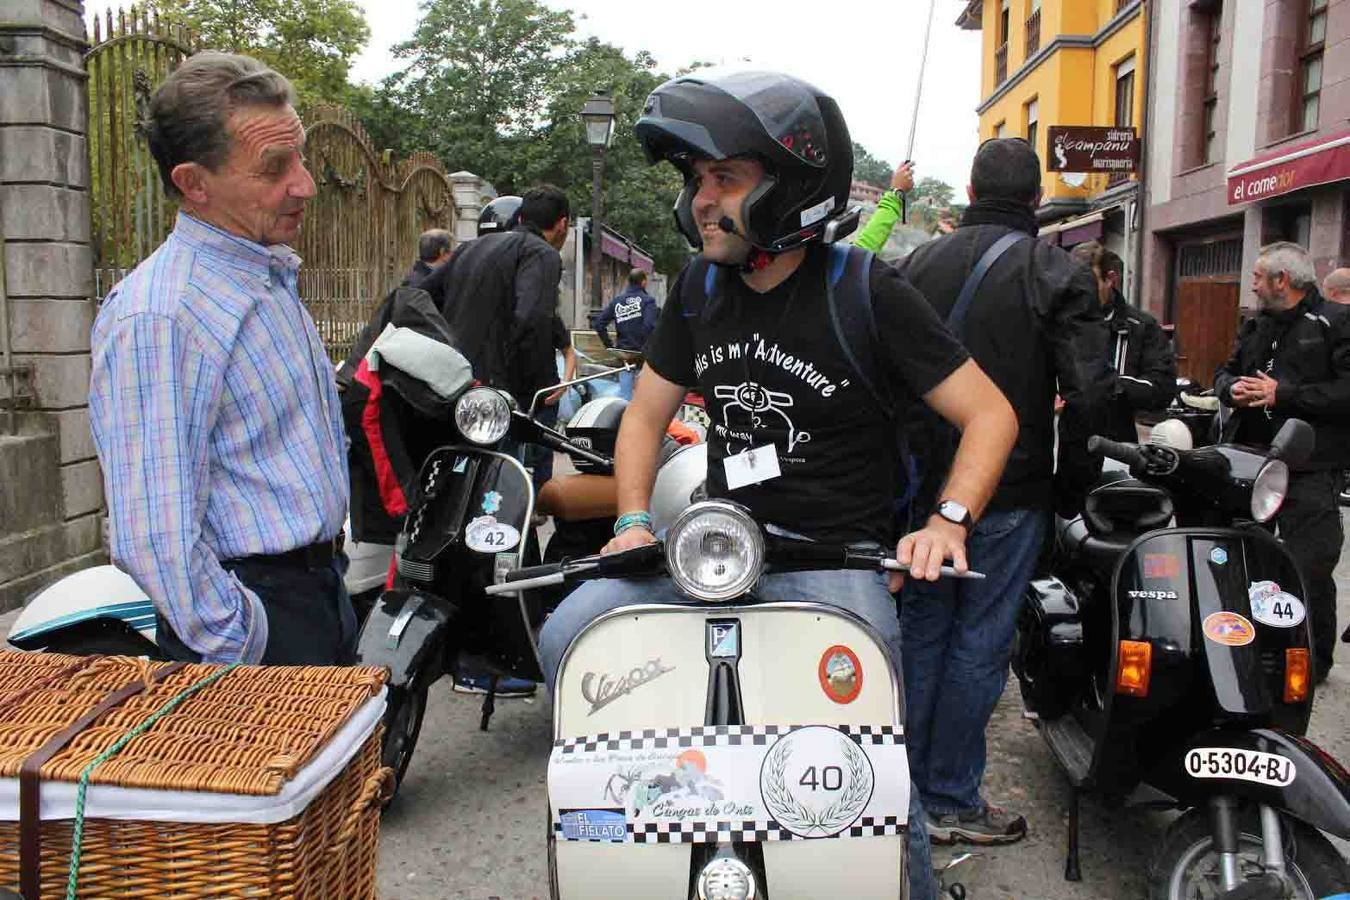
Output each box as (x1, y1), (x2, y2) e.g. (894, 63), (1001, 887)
(854, 160), (915, 254)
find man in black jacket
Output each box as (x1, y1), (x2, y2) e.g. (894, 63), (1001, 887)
(897, 138), (1112, 845)
(1070, 241), (1177, 441)
(1215, 241), (1350, 683)
(421, 185), (570, 407)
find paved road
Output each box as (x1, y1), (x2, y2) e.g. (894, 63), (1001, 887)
(375, 525), (1350, 900)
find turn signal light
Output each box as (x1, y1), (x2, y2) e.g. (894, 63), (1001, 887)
(1116, 640), (1152, 697)
(1285, 648), (1310, 703)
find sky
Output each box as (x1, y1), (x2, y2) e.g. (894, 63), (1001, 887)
(348, 0), (984, 191)
(85, 0), (985, 191)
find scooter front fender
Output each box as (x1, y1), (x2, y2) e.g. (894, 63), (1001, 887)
(354, 588), (455, 688)
(1151, 728), (1350, 839)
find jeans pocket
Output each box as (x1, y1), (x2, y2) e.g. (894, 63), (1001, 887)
(972, 509), (1029, 541)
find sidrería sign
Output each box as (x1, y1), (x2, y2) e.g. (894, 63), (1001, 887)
(1047, 126), (1140, 173)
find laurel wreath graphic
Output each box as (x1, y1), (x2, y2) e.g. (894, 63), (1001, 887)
(761, 733), (872, 836)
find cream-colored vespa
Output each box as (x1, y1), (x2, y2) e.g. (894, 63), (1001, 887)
(491, 446), (980, 900)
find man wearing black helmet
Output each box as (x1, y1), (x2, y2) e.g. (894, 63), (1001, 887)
(537, 71), (1019, 900)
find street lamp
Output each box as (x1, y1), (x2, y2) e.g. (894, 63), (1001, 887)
(580, 90), (616, 314)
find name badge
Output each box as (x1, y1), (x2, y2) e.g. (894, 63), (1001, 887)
(723, 444), (781, 491)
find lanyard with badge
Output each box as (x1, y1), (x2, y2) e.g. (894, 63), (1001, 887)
(721, 272), (801, 491)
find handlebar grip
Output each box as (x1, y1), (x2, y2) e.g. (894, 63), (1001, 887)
(502, 563), (563, 584)
(1088, 435), (1146, 468)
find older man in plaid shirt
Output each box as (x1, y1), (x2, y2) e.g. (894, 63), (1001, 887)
(89, 52), (353, 665)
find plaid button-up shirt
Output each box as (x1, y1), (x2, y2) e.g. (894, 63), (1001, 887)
(90, 212), (348, 663)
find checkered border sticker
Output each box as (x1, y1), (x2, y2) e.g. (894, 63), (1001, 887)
(553, 815), (907, 844)
(555, 723), (903, 755)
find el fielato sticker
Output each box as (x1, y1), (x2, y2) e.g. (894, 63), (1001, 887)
(1203, 611), (1256, 647)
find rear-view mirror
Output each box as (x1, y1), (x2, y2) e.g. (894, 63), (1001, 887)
(1269, 419), (1315, 470)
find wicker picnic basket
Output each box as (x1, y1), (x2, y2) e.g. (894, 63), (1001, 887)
(0, 652), (390, 899)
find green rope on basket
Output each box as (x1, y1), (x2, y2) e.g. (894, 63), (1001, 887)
(65, 662), (242, 900)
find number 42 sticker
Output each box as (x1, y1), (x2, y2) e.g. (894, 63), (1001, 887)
(465, 515), (521, 553)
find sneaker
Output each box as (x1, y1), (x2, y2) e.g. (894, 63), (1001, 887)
(451, 673), (537, 698)
(927, 804), (1027, 846)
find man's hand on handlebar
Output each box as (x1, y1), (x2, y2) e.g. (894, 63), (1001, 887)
(893, 516), (969, 592)
(602, 525), (657, 556)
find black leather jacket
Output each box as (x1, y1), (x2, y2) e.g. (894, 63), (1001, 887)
(1215, 289), (1350, 470)
(900, 199), (1113, 514)
(1103, 290), (1177, 441)
(420, 224), (562, 406)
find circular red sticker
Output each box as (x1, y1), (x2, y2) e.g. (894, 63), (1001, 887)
(1203, 611), (1256, 647)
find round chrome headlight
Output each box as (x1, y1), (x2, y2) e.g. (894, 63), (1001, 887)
(1251, 459), (1288, 523)
(696, 857), (757, 900)
(665, 501), (764, 602)
(454, 387), (511, 445)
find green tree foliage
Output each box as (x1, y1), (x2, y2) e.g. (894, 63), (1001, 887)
(852, 141), (894, 189)
(149, 0), (370, 107)
(370, 0), (691, 272)
(911, 176), (955, 208)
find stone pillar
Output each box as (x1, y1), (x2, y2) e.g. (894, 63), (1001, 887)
(449, 171), (490, 247)
(0, 0), (104, 611)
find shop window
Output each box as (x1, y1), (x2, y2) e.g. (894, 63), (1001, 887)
(1295, 0), (1326, 133)
(1025, 97), (1039, 157)
(1264, 202), (1313, 249)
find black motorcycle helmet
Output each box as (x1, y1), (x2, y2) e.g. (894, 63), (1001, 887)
(478, 195), (523, 237)
(634, 71), (854, 256)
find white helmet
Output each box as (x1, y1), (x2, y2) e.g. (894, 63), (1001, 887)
(651, 442), (707, 533)
(1149, 418), (1193, 451)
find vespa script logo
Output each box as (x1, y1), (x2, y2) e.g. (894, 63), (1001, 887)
(581, 657), (676, 716)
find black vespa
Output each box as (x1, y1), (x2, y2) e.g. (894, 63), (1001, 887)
(356, 374), (619, 798)
(1013, 418), (1350, 898)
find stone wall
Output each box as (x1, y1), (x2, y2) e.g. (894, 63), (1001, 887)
(0, 0), (105, 611)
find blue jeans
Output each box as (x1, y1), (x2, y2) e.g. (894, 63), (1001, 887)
(538, 569), (938, 900)
(901, 507), (1048, 817)
(617, 366), (636, 401)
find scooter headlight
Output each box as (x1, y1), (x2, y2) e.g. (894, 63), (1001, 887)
(665, 501), (764, 602)
(454, 387), (512, 445)
(1251, 459), (1289, 523)
(696, 857), (757, 900)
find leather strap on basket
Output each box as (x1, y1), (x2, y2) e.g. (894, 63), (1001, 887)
(18, 661), (188, 900)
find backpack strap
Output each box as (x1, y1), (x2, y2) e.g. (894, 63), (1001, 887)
(947, 229), (1029, 337)
(824, 242), (893, 418)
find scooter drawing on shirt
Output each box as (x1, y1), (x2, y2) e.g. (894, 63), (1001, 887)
(714, 381), (812, 454)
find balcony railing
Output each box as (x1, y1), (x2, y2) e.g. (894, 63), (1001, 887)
(1025, 10), (1041, 57)
(995, 44), (1008, 85)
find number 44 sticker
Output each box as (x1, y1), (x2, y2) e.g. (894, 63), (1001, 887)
(1248, 581), (1306, 628)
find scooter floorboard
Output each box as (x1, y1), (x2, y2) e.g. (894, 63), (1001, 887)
(1041, 715), (1093, 786)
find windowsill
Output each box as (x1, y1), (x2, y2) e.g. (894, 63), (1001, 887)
(1262, 128), (1319, 151)
(1176, 162), (1219, 177)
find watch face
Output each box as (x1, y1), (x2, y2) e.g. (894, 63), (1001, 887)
(940, 500), (969, 523)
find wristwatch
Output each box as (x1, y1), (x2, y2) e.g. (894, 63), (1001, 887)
(935, 499), (973, 532)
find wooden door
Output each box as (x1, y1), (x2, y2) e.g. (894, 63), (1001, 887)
(1174, 280), (1240, 387)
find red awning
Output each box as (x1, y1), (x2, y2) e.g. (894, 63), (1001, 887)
(1227, 128), (1350, 205)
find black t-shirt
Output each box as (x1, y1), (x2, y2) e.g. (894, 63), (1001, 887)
(646, 247), (969, 543)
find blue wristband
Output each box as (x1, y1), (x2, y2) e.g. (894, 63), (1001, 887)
(613, 511), (654, 536)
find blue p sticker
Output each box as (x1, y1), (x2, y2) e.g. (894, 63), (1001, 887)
(559, 809), (627, 842)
